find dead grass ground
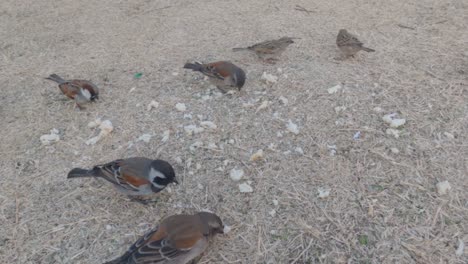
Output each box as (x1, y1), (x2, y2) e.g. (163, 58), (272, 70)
(0, 0), (467, 263)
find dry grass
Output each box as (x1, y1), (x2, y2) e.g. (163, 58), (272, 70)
(1, 0), (467, 263)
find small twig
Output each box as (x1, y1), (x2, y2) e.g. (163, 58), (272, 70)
(369, 150), (414, 169)
(434, 19), (448, 24)
(291, 238), (314, 264)
(141, 5), (171, 15)
(294, 5), (314, 14)
(397, 24), (416, 30)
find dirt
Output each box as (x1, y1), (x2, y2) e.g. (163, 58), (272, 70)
(0, 0), (467, 263)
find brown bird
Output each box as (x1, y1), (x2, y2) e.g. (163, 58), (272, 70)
(232, 37), (296, 63)
(68, 157), (177, 203)
(104, 212), (224, 264)
(183, 61), (246, 93)
(45, 74), (99, 109)
(336, 29), (375, 58)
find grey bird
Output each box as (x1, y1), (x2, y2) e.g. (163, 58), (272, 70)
(183, 61), (246, 93)
(68, 157), (177, 203)
(104, 212), (224, 264)
(336, 29), (375, 58)
(232, 37), (296, 63)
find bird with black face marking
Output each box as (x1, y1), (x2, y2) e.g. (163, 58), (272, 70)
(232, 37), (296, 63)
(104, 212), (224, 264)
(45, 74), (99, 109)
(183, 61), (246, 94)
(336, 29), (375, 58)
(67, 157), (177, 204)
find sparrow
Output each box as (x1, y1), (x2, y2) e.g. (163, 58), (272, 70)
(45, 74), (99, 109)
(336, 29), (375, 58)
(232, 37), (296, 63)
(67, 157), (177, 203)
(104, 212), (224, 264)
(183, 61), (246, 93)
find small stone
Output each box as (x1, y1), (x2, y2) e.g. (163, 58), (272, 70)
(183, 114), (192, 119)
(161, 130), (170, 142)
(172, 72), (179, 76)
(147, 100), (159, 111)
(327, 145), (337, 156)
(223, 225), (232, 234)
(272, 199), (279, 206)
(386, 128), (401, 138)
(184, 125), (204, 136)
(334, 106), (346, 113)
(137, 134), (152, 143)
(295, 147), (304, 155)
(206, 142), (218, 150)
(382, 113), (406, 128)
(174, 157), (183, 165)
(85, 120), (113, 145)
(261, 72), (278, 84)
(189, 141), (203, 152)
(229, 168), (244, 181)
(256, 100), (270, 112)
(196, 163), (202, 170)
(436, 181), (451, 195)
(250, 149), (264, 162)
(99, 120), (114, 135)
(200, 121), (217, 130)
(373, 107), (383, 113)
(286, 120), (300, 135)
(40, 129), (60, 145)
(175, 103), (186, 112)
(197, 183), (204, 189)
(390, 147), (399, 154)
(279, 96), (288, 105)
(455, 239), (465, 256)
(318, 187), (331, 198)
(239, 182), (253, 193)
(327, 84), (342, 94)
(88, 118), (102, 128)
(269, 210), (276, 217)
(106, 225), (112, 230)
(443, 132), (455, 140)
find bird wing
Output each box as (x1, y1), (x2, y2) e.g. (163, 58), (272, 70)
(201, 62), (229, 81)
(58, 82), (81, 100)
(120, 224), (203, 263)
(338, 32), (363, 47)
(249, 40), (280, 54)
(95, 159), (148, 192)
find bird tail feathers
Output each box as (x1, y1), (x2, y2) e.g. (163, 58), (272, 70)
(362, 47), (375, 52)
(183, 62), (203, 72)
(67, 168), (97, 178)
(232, 47), (248, 52)
(45, 74), (67, 84)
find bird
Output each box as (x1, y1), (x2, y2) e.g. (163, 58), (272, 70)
(232, 37), (296, 63)
(336, 29), (375, 58)
(67, 157), (177, 203)
(45, 74), (99, 109)
(183, 61), (246, 93)
(104, 211), (224, 264)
